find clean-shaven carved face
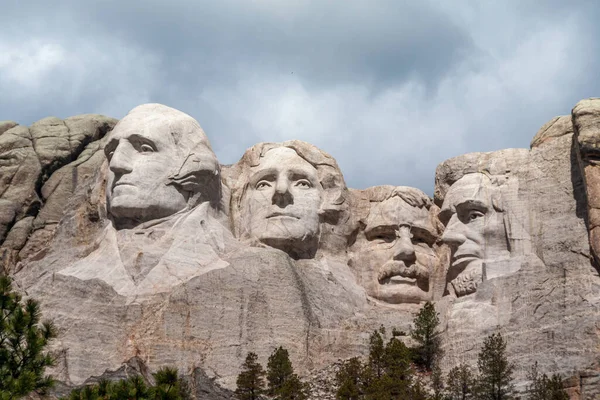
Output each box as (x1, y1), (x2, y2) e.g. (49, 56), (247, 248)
(242, 147), (323, 255)
(439, 173), (508, 296)
(104, 118), (188, 228)
(352, 196), (437, 304)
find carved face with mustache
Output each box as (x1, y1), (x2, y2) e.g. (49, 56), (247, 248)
(350, 191), (438, 304)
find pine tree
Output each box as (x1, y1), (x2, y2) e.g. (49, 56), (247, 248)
(0, 275), (56, 398)
(476, 333), (514, 400)
(430, 363), (445, 400)
(267, 347), (293, 396)
(367, 327), (386, 380)
(526, 362), (568, 400)
(62, 370), (191, 400)
(410, 301), (441, 370)
(380, 337), (412, 398)
(278, 373), (310, 400)
(152, 366), (190, 400)
(335, 357), (365, 400)
(364, 333), (413, 400)
(446, 363), (475, 400)
(236, 352), (265, 400)
(266, 347), (309, 400)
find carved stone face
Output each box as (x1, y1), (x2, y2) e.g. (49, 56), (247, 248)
(440, 173), (508, 296)
(351, 196), (437, 304)
(105, 117), (188, 228)
(241, 147), (323, 256)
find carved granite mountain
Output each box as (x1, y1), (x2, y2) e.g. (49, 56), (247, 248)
(4, 99), (600, 398)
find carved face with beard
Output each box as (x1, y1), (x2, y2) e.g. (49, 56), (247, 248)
(350, 187), (439, 304)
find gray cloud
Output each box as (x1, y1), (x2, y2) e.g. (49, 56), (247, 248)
(1, 0), (600, 194)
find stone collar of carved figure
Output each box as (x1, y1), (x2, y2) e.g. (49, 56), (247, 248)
(439, 173), (509, 296)
(241, 147), (323, 259)
(352, 192), (438, 304)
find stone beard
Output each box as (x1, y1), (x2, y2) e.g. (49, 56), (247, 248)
(239, 147), (323, 258)
(439, 173), (509, 297)
(350, 187), (438, 304)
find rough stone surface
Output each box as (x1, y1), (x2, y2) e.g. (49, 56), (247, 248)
(5, 100), (600, 399)
(0, 114), (117, 273)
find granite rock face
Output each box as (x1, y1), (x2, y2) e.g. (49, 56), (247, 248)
(5, 100), (600, 398)
(0, 115), (117, 273)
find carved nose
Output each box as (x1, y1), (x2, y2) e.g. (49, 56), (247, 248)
(441, 214), (467, 248)
(272, 180), (293, 207)
(393, 231), (416, 262)
(109, 146), (133, 175)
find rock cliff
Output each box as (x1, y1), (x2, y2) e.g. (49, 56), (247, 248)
(3, 99), (600, 398)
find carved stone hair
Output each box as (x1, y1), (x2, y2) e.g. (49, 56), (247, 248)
(230, 140), (348, 237)
(362, 185), (432, 209)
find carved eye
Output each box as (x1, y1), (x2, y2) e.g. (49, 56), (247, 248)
(374, 234), (396, 243)
(106, 150), (114, 160)
(468, 210), (484, 221)
(295, 179), (311, 189)
(256, 181), (272, 190)
(140, 144), (155, 153)
(412, 236), (426, 245)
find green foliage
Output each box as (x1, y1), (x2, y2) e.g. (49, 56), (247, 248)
(410, 301), (441, 371)
(0, 275), (56, 399)
(446, 364), (475, 400)
(476, 333), (514, 400)
(367, 327), (386, 380)
(266, 347), (309, 400)
(430, 364), (445, 400)
(267, 347), (293, 396)
(526, 363), (568, 400)
(335, 327), (421, 400)
(335, 357), (365, 400)
(61, 369), (190, 400)
(236, 352), (265, 400)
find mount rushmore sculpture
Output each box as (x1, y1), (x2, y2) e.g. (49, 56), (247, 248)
(2, 99), (600, 397)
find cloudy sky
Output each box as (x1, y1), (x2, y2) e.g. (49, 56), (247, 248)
(2, 1), (599, 194)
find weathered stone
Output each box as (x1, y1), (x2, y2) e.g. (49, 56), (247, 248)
(0, 121), (18, 136)
(530, 115), (573, 148)
(0, 124), (41, 247)
(0, 114), (117, 272)
(573, 98), (600, 267)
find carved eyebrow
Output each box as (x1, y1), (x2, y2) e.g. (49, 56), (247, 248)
(127, 134), (157, 150)
(439, 198), (488, 225)
(365, 224), (397, 235)
(455, 199), (488, 213)
(249, 169), (278, 185)
(104, 138), (119, 157)
(364, 224), (397, 240)
(410, 225), (437, 245)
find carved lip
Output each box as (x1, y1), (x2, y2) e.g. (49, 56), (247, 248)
(113, 182), (136, 191)
(113, 181), (135, 187)
(267, 212), (299, 219)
